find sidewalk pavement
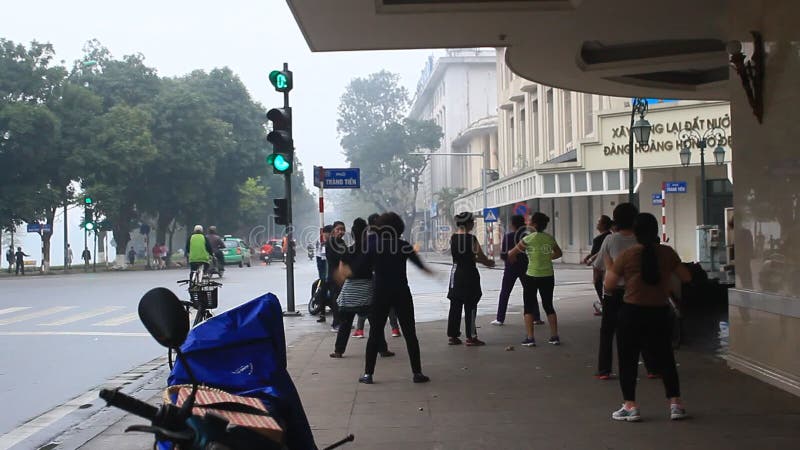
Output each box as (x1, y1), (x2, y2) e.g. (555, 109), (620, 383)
(67, 300), (798, 449)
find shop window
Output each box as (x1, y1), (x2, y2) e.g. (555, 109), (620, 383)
(590, 171), (604, 191)
(559, 173), (571, 193)
(544, 174), (556, 194)
(575, 173), (587, 192)
(607, 171), (621, 190)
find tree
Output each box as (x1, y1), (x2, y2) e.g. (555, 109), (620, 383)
(435, 187), (466, 227)
(73, 104), (158, 264)
(337, 72), (442, 232)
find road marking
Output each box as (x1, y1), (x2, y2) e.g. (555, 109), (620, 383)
(0, 306), (32, 316)
(0, 331), (149, 337)
(39, 306), (126, 326)
(0, 389), (99, 449)
(0, 306), (76, 325)
(92, 313), (139, 326)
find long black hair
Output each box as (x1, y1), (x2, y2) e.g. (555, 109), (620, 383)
(351, 217), (367, 247)
(633, 213), (661, 285)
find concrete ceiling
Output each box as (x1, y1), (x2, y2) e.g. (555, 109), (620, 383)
(286, 0), (733, 99)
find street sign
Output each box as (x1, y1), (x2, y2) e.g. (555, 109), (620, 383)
(323, 168), (360, 189)
(41, 224), (52, 233)
(513, 202), (528, 216)
(664, 181), (687, 193)
(313, 165), (322, 188)
(438, 225), (451, 232)
(430, 201), (437, 217)
(652, 193), (663, 205)
(26, 224), (41, 233)
(483, 207), (500, 223)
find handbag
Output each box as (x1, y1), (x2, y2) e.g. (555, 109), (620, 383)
(336, 278), (374, 312)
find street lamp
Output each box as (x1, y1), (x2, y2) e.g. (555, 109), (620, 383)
(678, 126), (727, 225)
(628, 98), (652, 204)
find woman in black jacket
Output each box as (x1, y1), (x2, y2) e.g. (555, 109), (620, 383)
(360, 212), (434, 385)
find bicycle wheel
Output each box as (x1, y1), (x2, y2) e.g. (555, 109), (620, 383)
(193, 306), (208, 327)
(308, 279), (323, 315)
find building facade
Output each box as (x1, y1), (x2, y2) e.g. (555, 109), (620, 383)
(408, 49), (497, 249)
(456, 49), (733, 266)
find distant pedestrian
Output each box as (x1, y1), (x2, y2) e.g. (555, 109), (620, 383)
(318, 221), (346, 330)
(508, 212), (563, 347)
(492, 214), (541, 326)
(14, 246), (29, 275)
(593, 203), (656, 380)
(82, 248), (91, 270)
(66, 244), (73, 269)
(152, 243), (162, 269)
(6, 245), (13, 273)
(447, 212), (495, 346)
(604, 213), (692, 422)
(128, 246), (136, 266)
(330, 218), (393, 359)
(360, 212), (434, 385)
(159, 243), (169, 269)
(583, 215), (613, 316)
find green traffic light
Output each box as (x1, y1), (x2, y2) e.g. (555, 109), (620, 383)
(84, 197), (93, 205)
(269, 70), (292, 92)
(273, 154), (290, 172)
(85, 222), (95, 231)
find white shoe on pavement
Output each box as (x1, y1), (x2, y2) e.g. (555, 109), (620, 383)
(490, 320), (503, 326)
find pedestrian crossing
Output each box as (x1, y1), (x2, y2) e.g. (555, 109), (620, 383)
(0, 305), (142, 330)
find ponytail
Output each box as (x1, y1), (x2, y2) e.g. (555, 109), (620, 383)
(633, 213), (661, 285)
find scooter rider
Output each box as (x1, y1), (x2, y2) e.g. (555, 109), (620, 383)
(206, 226), (226, 275)
(186, 225), (213, 276)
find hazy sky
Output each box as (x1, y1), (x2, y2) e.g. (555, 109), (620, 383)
(2, 0), (438, 190)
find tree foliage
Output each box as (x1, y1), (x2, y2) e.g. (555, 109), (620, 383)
(0, 38), (315, 266)
(337, 71), (442, 231)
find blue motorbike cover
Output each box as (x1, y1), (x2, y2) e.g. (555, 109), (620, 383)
(160, 293), (317, 450)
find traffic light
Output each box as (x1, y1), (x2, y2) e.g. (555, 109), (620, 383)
(273, 198), (288, 225)
(266, 107), (293, 174)
(269, 69), (293, 93)
(84, 208), (95, 231)
(84, 196), (93, 206)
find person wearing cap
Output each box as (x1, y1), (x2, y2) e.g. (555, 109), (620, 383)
(186, 224), (213, 277)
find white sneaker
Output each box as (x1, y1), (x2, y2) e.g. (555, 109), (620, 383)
(490, 320), (503, 326)
(670, 404), (688, 420)
(611, 404), (641, 422)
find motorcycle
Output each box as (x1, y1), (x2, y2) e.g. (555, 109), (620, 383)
(100, 288), (353, 450)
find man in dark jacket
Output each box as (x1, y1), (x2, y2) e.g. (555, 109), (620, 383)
(205, 226), (226, 274)
(491, 215), (542, 325)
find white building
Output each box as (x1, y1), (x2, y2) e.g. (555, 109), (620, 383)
(408, 49), (497, 248)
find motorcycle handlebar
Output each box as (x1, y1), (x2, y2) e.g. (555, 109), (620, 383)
(99, 389), (158, 421)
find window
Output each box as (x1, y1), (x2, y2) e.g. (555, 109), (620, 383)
(583, 94), (594, 135)
(543, 174), (556, 194)
(558, 173), (571, 193)
(590, 171), (604, 191)
(607, 171), (621, 190)
(532, 100), (540, 159)
(564, 92), (573, 145)
(546, 89), (555, 153)
(509, 115), (515, 168)
(575, 173), (587, 192)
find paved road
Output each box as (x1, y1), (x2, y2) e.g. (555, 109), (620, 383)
(0, 256), (596, 437)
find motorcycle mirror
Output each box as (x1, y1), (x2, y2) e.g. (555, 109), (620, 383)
(138, 287), (189, 349)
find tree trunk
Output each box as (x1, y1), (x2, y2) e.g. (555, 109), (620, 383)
(166, 219), (177, 268)
(40, 207), (57, 273)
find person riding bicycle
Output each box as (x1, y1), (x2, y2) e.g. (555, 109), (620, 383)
(205, 225), (226, 274)
(186, 225), (213, 277)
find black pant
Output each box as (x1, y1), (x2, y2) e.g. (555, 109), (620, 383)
(319, 281), (340, 327)
(357, 309), (398, 330)
(593, 270), (604, 302)
(447, 299), (477, 339)
(497, 267), (538, 322)
(335, 310), (388, 354)
(617, 303), (681, 401)
(15, 261), (23, 275)
(597, 289), (623, 375)
(521, 275), (555, 316)
(365, 291), (422, 375)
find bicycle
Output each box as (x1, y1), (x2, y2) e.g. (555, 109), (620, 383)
(169, 266), (222, 369)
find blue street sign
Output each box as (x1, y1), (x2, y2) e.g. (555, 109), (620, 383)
(513, 202), (528, 216)
(652, 193), (663, 206)
(323, 168), (360, 189)
(664, 181), (688, 193)
(26, 223), (41, 233)
(41, 224), (52, 233)
(438, 225), (451, 232)
(483, 207), (500, 223)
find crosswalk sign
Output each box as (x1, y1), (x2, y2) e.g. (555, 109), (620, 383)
(483, 207), (499, 223)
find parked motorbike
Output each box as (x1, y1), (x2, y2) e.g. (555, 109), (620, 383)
(100, 287), (353, 450)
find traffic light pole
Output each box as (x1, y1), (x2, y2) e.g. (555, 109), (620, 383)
(282, 63), (299, 316)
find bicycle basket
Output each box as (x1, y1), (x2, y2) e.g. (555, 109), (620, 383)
(190, 285), (219, 309)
